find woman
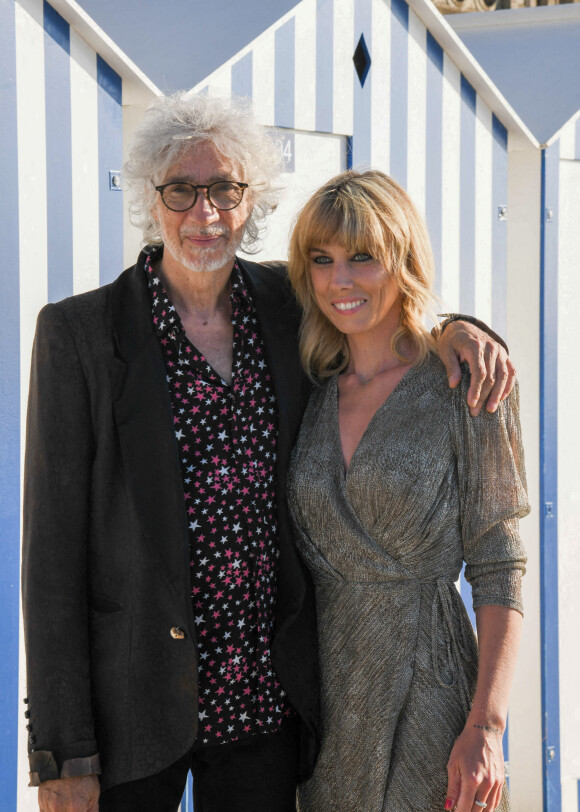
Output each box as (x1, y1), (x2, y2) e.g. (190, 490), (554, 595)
(286, 170), (529, 812)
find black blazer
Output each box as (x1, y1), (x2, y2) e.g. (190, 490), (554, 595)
(22, 253), (319, 791)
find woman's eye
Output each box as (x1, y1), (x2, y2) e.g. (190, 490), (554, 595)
(311, 255), (332, 265)
(352, 253), (372, 262)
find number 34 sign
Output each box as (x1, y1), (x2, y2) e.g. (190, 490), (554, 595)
(268, 131), (295, 173)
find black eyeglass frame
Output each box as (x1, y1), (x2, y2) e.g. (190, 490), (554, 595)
(154, 180), (249, 212)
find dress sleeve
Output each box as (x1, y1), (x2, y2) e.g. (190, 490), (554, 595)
(452, 370), (530, 615)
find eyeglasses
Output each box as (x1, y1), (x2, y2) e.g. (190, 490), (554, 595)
(154, 180), (249, 212)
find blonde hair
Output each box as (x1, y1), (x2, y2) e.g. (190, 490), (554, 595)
(287, 169), (436, 380)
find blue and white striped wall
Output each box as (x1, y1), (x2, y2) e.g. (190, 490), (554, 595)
(0, 0), (133, 807)
(194, 0), (519, 336)
(193, 0), (543, 808)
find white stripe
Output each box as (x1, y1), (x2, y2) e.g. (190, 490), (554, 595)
(294, 0), (316, 132)
(16, 0), (48, 428)
(207, 62), (232, 99)
(253, 31), (276, 126)
(406, 10), (426, 217)
(333, 0), (354, 137)
(474, 97), (492, 325)
(440, 53), (461, 312)
(557, 119), (575, 161)
(70, 28), (100, 295)
(15, 3), (48, 807)
(370, 0), (390, 172)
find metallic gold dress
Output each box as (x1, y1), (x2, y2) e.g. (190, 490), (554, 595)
(288, 355), (529, 811)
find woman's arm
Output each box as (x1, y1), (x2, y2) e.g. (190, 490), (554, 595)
(445, 606), (522, 812)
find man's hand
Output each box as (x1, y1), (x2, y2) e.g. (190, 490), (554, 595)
(437, 320), (516, 417)
(38, 775), (100, 812)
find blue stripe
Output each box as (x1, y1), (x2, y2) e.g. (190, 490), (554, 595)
(503, 718), (509, 789)
(426, 30), (443, 73)
(275, 19), (295, 129)
(425, 32), (443, 296)
(389, 0), (408, 187)
(577, 779), (580, 811)
(44, 1), (73, 303)
(316, 0), (334, 133)
(97, 55), (123, 286)
(0, 0), (20, 803)
(459, 568), (475, 630)
(346, 135), (353, 170)
(539, 143), (561, 812)
(460, 75), (476, 115)
(491, 115), (508, 337)
(459, 77), (476, 315)
(352, 0), (372, 167)
(231, 52), (252, 100)
(492, 114), (508, 151)
(180, 771), (194, 810)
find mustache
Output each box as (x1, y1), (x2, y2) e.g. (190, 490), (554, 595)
(180, 226), (230, 238)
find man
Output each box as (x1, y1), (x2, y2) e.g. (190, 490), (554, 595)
(22, 93), (514, 812)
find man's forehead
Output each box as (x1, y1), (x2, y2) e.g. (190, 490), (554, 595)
(163, 142), (243, 181)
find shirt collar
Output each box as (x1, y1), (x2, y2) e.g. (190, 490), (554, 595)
(143, 247), (252, 340)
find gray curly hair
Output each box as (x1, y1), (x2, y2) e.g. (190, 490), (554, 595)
(124, 92), (283, 251)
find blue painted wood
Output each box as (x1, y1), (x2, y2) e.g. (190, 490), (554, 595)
(180, 770), (194, 810)
(389, 0), (408, 188)
(315, 0), (333, 133)
(459, 566), (476, 630)
(97, 55), (123, 286)
(352, 0), (372, 168)
(491, 114), (508, 338)
(231, 51), (252, 101)
(0, 0), (21, 804)
(539, 143), (561, 812)
(274, 18), (295, 129)
(44, 1), (74, 303)
(425, 31), (443, 296)
(459, 76), (476, 316)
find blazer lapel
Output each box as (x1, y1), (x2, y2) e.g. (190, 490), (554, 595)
(109, 258), (191, 608)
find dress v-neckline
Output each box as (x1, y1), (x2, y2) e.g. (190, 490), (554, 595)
(332, 364), (419, 478)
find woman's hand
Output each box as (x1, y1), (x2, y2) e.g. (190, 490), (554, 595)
(445, 723), (505, 812)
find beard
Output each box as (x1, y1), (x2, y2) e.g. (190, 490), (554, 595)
(162, 224), (245, 274)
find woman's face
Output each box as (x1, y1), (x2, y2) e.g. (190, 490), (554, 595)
(308, 242), (402, 339)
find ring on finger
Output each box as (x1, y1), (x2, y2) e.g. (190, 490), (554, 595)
(474, 801), (487, 809)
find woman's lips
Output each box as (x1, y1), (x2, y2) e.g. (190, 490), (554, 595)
(332, 298), (367, 313)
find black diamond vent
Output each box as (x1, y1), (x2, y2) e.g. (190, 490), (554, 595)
(353, 34), (371, 87)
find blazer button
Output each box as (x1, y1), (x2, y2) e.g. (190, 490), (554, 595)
(24, 710), (31, 718)
(170, 627), (186, 640)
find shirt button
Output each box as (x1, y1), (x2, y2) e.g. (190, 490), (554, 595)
(170, 627), (186, 640)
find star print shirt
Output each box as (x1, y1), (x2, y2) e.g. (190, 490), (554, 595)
(145, 249), (294, 747)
